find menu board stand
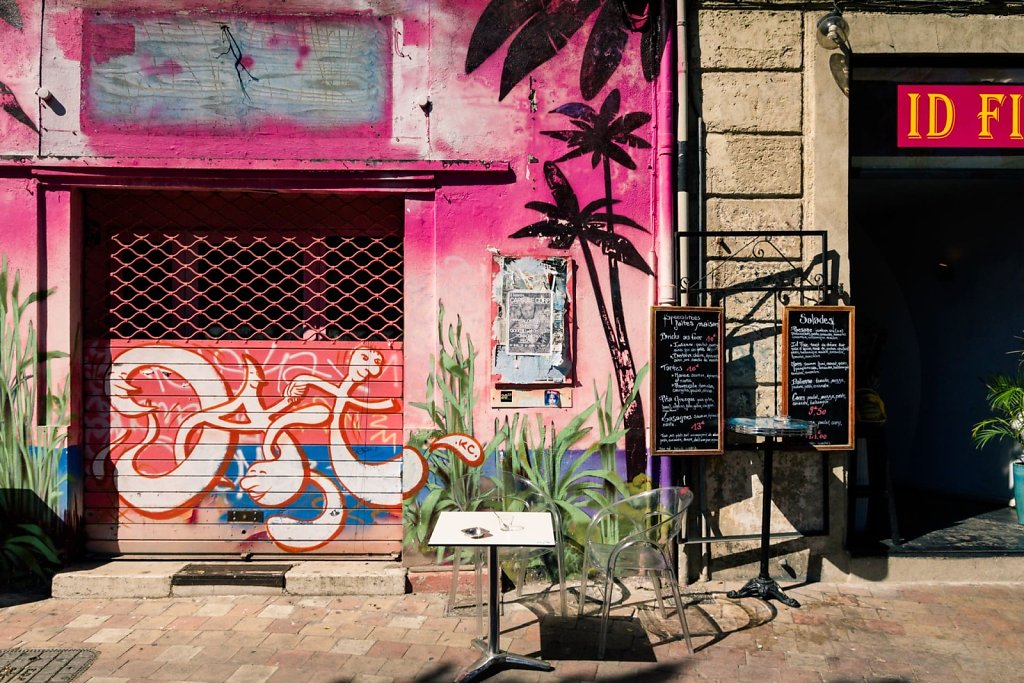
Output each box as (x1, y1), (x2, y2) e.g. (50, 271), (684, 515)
(782, 306), (856, 451)
(650, 307), (725, 455)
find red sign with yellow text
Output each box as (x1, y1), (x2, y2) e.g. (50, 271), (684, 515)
(898, 84), (1024, 148)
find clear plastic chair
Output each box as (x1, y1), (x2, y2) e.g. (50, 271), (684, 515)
(445, 473), (568, 631)
(497, 472), (567, 617)
(576, 486), (695, 658)
(444, 473), (500, 633)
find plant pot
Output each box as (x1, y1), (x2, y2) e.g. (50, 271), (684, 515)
(1013, 462), (1024, 525)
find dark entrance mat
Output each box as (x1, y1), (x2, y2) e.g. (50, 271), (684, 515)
(172, 563), (293, 587)
(0, 649), (96, 683)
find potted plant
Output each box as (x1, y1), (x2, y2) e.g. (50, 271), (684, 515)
(971, 341), (1024, 524)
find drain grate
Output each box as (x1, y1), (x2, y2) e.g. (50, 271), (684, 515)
(172, 563), (292, 588)
(0, 649), (96, 683)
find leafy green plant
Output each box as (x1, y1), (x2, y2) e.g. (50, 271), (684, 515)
(591, 364), (648, 542)
(404, 302), (497, 557)
(971, 340), (1024, 463)
(501, 399), (630, 546)
(0, 256), (69, 583)
(403, 301), (644, 579)
(0, 521), (61, 583)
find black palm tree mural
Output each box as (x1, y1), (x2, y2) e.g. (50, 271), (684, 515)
(529, 89), (652, 477)
(466, 0), (667, 101)
(0, 0), (22, 30)
(512, 149), (653, 477)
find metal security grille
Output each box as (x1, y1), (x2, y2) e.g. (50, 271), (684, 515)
(83, 190), (403, 341)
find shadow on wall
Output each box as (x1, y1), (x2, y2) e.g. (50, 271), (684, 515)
(682, 242), (851, 581)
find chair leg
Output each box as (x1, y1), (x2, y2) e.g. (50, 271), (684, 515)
(474, 549), (484, 638)
(664, 568), (694, 655)
(650, 571), (668, 618)
(598, 569), (616, 659)
(556, 540), (567, 618)
(576, 555), (591, 622)
(515, 548), (528, 597)
(446, 549), (462, 616)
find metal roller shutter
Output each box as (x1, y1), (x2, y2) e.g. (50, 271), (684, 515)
(82, 190), (409, 557)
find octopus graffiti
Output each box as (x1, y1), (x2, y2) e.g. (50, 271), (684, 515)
(83, 341), (482, 554)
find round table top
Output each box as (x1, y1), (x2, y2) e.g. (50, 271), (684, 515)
(727, 416), (816, 437)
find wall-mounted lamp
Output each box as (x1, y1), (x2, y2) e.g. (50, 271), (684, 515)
(816, 11), (851, 58)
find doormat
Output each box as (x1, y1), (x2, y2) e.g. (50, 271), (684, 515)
(172, 563), (293, 587)
(0, 649), (96, 683)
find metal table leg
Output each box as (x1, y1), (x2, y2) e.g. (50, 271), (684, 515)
(456, 545), (554, 683)
(727, 437), (801, 608)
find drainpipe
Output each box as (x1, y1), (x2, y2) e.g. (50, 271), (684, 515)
(652, 0), (679, 493)
(655, 0), (681, 307)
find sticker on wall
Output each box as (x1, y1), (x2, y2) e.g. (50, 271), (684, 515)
(491, 255), (572, 387)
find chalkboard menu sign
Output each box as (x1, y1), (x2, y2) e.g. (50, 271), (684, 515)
(650, 307), (724, 455)
(782, 306), (856, 451)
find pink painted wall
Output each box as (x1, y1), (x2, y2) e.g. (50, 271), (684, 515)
(1, 0), (669, 554)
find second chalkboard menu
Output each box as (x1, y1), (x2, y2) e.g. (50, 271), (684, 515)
(650, 307), (724, 455)
(782, 306), (856, 450)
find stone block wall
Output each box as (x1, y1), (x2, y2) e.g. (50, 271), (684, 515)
(691, 8), (827, 582)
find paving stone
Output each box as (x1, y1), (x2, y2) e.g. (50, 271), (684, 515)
(0, 583), (1021, 682)
(84, 628), (133, 644)
(224, 664), (278, 683)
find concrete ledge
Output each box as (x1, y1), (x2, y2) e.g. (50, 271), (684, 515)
(285, 561), (406, 596)
(827, 554), (1024, 583)
(52, 561), (185, 599)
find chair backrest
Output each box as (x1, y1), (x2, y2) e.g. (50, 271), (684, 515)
(496, 472), (563, 536)
(586, 486), (693, 548)
(449, 472), (502, 512)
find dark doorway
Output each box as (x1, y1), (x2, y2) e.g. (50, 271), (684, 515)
(850, 176), (1024, 553)
(849, 55), (1024, 554)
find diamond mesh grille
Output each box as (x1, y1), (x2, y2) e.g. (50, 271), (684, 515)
(83, 191), (403, 342)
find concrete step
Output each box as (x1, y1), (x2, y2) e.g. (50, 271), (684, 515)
(51, 560), (408, 598)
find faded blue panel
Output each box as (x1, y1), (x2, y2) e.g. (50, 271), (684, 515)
(85, 13), (390, 130)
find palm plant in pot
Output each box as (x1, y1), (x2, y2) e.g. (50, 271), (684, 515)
(971, 342), (1024, 524)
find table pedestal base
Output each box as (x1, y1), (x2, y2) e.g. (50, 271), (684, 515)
(458, 642), (553, 683)
(453, 545), (553, 682)
(727, 576), (801, 608)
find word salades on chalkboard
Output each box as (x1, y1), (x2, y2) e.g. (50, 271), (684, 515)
(783, 306), (856, 450)
(650, 307), (724, 455)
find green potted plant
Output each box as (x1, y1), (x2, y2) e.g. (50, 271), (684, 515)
(971, 341), (1024, 524)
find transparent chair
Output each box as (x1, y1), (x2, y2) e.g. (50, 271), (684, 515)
(576, 486), (695, 658)
(497, 472), (567, 617)
(444, 473), (500, 633)
(446, 473), (568, 632)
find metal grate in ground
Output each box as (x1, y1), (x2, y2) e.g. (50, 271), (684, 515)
(0, 649), (96, 683)
(172, 563), (293, 587)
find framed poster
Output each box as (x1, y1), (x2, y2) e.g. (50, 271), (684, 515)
(650, 306), (725, 455)
(782, 306), (856, 451)
(491, 255), (572, 385)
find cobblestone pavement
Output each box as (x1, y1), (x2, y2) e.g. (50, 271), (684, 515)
(1, 581), (1022, 682)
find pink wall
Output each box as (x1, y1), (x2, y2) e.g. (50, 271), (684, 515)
(1, 0), (669, 552)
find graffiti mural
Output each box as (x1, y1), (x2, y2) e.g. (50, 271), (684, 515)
(513, 89), (653, 478)
(82, 12), (391, 133)
(84, 341), (428, 553)
(466, 0), (666, 100)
